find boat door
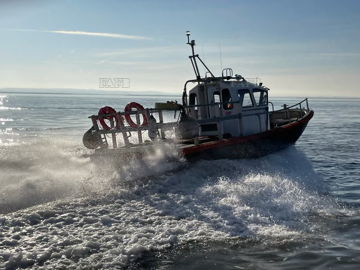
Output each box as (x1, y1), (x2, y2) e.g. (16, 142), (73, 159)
(220, 88), (241, 136)
(207, 86), (241, 136)
(238, 88), (268, 136)
(207, 86), (222, 118)
(188, 85), (209, 120)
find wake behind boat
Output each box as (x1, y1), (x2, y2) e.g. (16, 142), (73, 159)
(83, 32), (313, 160)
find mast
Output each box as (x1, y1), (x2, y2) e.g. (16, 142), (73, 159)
(186, 31), (215, 81)
(183, 31), (216, 106)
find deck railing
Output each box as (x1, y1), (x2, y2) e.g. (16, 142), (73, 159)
(269, 98), (310, 124)
(277, 98), (309, 112)
(89, 109), (178, 149)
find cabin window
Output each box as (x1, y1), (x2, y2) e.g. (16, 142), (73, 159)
(253, 89), (268, 106)
(238, 89), (254, 108)
(189, 93), (198, 106)
(222, 88), (233, 110)
(213, 91), (221, 103)
(253, 90), (261, 106)
(261, 91), (268, 106)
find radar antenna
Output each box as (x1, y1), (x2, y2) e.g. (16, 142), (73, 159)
(186, 31), (215, 81)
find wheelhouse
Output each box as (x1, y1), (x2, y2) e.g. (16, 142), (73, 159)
(184, 75), (269, 138)
(181, 31), (270, 139)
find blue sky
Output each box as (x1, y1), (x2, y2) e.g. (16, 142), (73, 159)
(1, 0), (359, 96)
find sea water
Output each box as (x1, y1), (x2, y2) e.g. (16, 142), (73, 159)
(0, 91), (359, 269)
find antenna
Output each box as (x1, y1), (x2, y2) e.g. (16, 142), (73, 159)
(186, 31), (191, 44)
(185, 31), (215, 81)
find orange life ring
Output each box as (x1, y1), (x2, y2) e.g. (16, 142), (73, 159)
(98, 106), (123, 130)
(124, 102), (148, 128)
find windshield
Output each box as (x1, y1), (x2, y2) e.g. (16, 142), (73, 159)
(253, 89), (268, 106)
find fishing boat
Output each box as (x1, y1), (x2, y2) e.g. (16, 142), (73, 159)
(83, 32), (313, 160)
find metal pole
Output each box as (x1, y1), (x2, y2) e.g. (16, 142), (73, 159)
(158, 110), (165, 139)
(110, 118), (117, 148)
(136, 112), (143, 144)
(197, 56), (215, 78)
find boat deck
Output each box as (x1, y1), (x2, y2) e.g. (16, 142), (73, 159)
(92, 108), (313, 160)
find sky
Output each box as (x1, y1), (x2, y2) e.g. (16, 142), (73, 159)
(0, 0), (360, 97)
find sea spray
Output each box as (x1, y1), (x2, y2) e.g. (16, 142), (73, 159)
(0, 137), (185, 213)
(0, 138), (108, 213)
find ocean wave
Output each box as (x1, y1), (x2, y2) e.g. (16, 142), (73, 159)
(0, 106), (22, 111)
(0, 139), (342, 269)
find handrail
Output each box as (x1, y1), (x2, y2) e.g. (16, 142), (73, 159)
(275, 98), (309, 112)
(184, 99), (268, 109)
(183, 75), (247, 100)
(268, 101), (274, 111)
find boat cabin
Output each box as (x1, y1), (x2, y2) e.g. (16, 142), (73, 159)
(182, 32), (270, 139)
(185, 72), (269, 138)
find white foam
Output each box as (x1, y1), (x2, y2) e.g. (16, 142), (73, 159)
(0, 138), (114, 214)
(0, 143), (341, 269)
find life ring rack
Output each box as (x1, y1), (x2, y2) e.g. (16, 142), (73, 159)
(124, 102), (148, 128)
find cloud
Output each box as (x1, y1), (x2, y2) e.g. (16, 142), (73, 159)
(10, 29), (150, 40)
(47, 30), (150, 40)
